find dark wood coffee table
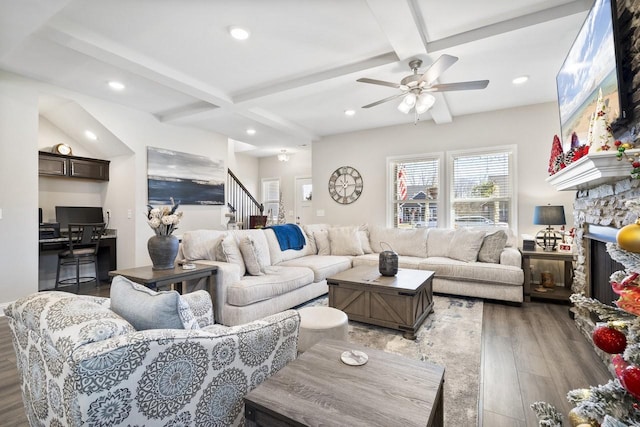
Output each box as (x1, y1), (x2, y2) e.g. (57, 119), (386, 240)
(108, 263), (217, 294)
(244, 339), (444, 427)
(327, 266), (434, 339)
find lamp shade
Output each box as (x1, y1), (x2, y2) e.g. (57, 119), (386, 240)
(533, 205), (566, 226)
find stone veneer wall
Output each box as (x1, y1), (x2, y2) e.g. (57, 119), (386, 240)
(569, 0), (640, 372)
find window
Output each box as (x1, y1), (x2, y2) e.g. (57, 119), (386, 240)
(389, 155), (441, 229)
(262, 178), (280, 222)
(448, 147), (515, 230)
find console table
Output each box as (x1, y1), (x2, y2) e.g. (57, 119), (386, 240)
(521, 248), (574, 302)
(244, 339), (444, 427)
(108, 263), (217, 294)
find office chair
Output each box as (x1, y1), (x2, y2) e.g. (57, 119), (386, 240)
(55, 223), (106, 294)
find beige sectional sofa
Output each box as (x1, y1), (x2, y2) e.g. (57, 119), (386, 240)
(180, 224), (524, 326)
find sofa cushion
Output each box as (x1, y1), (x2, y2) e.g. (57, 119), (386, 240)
(264, 228), (312, 265)
(478, 230), (508, 263)
(182, 229), (227, 261)
(329, 226), (365, 256)
(368, 226), (428, 257)
(427, 228), (455, 257)
(278, 255), (352, 282)
(110, 276), (199, 330)
(314, 230), (331, 255)
(358, 230), (373, 254)
(352, 253), (423, 269)
(216, 234), (246, 277)
(419, 257), (523, 286)
(448, 228), (487, 262)
(238, 236), (267, 276)
(226, 266), (315, 306)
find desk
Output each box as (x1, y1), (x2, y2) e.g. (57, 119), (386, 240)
(521, 248), (574, 302)
(39, 233), (117, 290)
(109, 263), (217, 294)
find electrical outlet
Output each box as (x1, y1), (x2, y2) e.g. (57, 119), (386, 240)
(127, 209), (132, 219)
(106, 209), (111, 218)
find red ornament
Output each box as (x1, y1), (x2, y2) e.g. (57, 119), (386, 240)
(621, 365), (640, 400)
(614, 354), (629, 380)
(592, 325), (627, 354)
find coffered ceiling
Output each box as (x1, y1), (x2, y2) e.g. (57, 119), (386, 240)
(0, 0), (591, 156)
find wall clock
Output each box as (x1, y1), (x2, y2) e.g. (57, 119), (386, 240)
(52, 143), (72, 155)
(328, 166), (363, 204)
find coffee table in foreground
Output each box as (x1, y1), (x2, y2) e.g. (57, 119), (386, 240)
(244, 339), (445, 427)
(327, 266), (435, 339)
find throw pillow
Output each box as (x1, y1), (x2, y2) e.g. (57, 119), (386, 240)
(478, 230), (508, 263)
(426, 228), (455, 257)
(110, 275), (199, 330)
(238, 236), (266, 276)
(358, 230), (373, 254)
(215, 234), (246, 276)
(314, 230), (331, 255)
(329, 226), (365, 256)
(447, 228), (487, 262)
(302, 224), (330, 254)
(181, 230), (225, 261)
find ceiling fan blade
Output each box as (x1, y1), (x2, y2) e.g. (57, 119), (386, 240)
(418, 54), (458, 86)
(362, 92), (406, 109)
(429, 80), (489, 92)
(357, 77), (403, 89)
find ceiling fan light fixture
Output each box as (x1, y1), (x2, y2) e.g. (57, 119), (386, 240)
(403, 92), (417, 107)
(397, 101), (412, 114)
(415, 93), (436, 114)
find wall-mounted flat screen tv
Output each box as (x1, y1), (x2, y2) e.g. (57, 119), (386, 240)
(556, 0), (627, 151)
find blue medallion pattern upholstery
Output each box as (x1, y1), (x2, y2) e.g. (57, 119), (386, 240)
(4, 291), (300, 426)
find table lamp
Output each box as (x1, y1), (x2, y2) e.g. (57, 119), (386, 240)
(533, 205), (566, 251)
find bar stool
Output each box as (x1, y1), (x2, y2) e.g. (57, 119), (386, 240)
(55, 223), (105, 293)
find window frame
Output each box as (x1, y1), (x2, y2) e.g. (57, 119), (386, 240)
(446, 145), (518, 231)
(386, 152), (445, 229)
(261, 177), (281, 222)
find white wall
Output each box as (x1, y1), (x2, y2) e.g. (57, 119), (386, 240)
(0, 72), (234, 306)
(312, 102), (575, 240)
(0, 73), (40, 305)
(259, 150), (312, 223)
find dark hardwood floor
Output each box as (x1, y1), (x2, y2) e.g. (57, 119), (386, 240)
(0, 290), (612, 427)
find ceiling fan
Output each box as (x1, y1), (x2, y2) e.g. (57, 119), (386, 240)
(357, 54), (489, 117)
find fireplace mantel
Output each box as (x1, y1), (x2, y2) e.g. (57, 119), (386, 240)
(546, 149), (640, 191)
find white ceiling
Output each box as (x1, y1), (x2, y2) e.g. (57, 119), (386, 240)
(0, 0), (592, 157)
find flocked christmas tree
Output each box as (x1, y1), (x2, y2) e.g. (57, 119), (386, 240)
(532, 203), (640, 426)
(277, 191), (286, 224)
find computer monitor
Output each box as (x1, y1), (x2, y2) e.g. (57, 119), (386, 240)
(55, 206), (104, 232)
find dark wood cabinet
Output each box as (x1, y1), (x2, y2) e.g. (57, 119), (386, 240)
(39, 152), (109, 181)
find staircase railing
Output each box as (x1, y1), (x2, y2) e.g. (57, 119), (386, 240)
(227, 169), (264, 229)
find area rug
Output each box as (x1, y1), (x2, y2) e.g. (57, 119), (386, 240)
(300, 294), (483, 426)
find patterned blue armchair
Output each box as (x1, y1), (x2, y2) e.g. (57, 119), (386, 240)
(4, 291), (300, 426)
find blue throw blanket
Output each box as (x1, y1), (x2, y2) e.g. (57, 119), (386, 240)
(266, 224), (306, 251)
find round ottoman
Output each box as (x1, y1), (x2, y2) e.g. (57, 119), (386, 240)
(298, 306), (349, 353)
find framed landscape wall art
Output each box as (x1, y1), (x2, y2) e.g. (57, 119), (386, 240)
(147, 146), (225, 205)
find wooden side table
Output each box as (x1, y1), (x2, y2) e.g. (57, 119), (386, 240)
(108, 263), (217, 294)
(521, 248), (574, 302)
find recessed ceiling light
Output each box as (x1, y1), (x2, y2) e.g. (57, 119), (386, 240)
(344, 109), (356, 116)
(229, 26), (250, 40)
(108, 81), (125, 91)
(512, 75), (529, 85)
(246, 128), (256, 135)
(84, 130), (98, 141)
